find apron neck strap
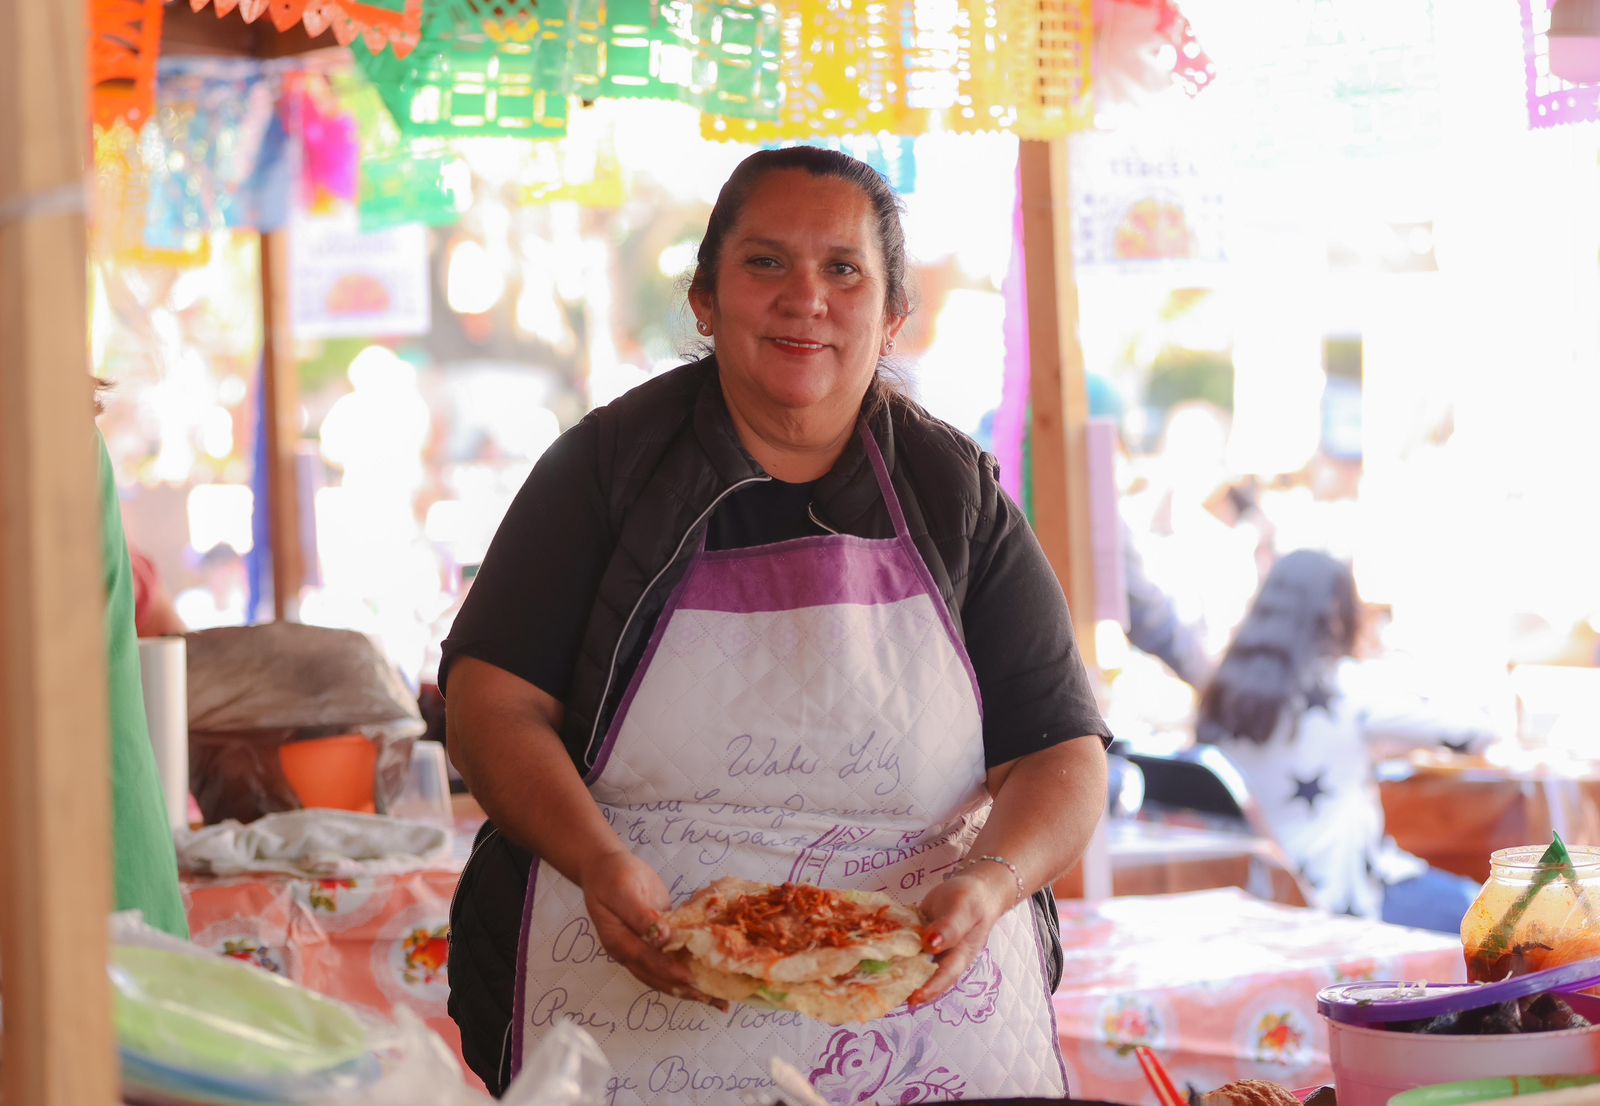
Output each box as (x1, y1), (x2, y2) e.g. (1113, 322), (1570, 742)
(858, 421), (912, 543)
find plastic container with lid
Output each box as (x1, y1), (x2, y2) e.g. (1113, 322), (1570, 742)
(1316, 964), (1600, 1106)
(1461, 844), (1600, 983)
(1322, 1019), (1600, 1106)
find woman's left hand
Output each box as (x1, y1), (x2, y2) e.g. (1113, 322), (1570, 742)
(907, 867), (1015, 1008)
(905, 737), (1109, 1008)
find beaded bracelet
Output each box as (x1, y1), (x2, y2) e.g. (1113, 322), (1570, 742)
(944, 853), (1027, 906)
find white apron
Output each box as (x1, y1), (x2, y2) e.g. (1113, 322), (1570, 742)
(514, 428), (1067, 1105)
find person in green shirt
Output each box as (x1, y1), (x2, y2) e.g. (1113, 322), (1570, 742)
(96, 427), (188, 937)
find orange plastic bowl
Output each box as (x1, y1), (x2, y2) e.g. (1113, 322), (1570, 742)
(277, 734), (378, 814)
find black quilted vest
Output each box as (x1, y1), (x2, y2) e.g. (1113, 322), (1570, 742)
(558, 356), (997, 775)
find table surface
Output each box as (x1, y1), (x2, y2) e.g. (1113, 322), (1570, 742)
(179, 820), (475, 1076)
(1378, 749), (1600, 882)
(180, 817), (1463, 1106)
(1052, 887), (1464, 1105)
(1092, 818), (1310, 906)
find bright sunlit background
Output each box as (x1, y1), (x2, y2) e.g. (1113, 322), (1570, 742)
(93, 2), (1600, 718)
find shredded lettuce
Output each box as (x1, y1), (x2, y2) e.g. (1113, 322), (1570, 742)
(754, 986), (789, 1004)
(857, 959), (892, 975)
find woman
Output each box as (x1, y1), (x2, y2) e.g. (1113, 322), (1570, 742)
(443, 147), (1110, 1101)
(1196, 549), (1497, 933)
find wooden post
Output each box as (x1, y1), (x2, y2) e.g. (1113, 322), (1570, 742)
(0, 2), (118, 1103)
(1018, 138), (1097, 666)
(259, 228), (303, 621)
(1018, 137), (1111, 900)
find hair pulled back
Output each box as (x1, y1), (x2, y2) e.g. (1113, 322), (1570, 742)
(689, 147), (911, 322)
(1196, 549), (1360, 746)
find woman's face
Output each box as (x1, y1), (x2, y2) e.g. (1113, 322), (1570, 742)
(691, 170), (906, 423)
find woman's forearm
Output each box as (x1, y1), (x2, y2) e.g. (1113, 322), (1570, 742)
(445, 655), (625, 886)
(446, 656), (719, 1003)
(969, 736), (1108, 899)
(908, 735), (1107, 1005)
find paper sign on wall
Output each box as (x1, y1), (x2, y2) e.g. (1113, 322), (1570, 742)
(291, 216), (431, 339)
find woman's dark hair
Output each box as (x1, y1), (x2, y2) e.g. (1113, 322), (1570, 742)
(689, 146), (911, 322)
(1196, 549), (1360, 745)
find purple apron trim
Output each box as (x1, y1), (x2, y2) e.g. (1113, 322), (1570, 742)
(681, 535), (925, 613)
(587, 423), (979, 785)
(509, 854), (544, 1077)
(584, 551), (703, 786)
(1031, 904), (1071, 1091)
(857, 424), (983, 711)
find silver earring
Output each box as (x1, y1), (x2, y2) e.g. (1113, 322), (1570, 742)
(883, 339), (895, 353)
(697, 319), (711, 335)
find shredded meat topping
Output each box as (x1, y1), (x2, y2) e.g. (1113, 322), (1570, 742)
(709, 883), (903, 954)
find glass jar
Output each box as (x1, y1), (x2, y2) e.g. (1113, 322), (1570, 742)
(1461, 844), (1600, 982)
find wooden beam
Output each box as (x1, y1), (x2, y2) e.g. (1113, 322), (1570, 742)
(1018, 138), (1097, 669)
(0, 3), (118, 1104)
(160, 2), (324, 621)
(1019, 138), (1110, 902)
(260, 229), (304, 621)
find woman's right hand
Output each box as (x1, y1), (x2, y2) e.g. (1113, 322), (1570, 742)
(579, 849), (728, 1010)
(449, 661), (726, 1007)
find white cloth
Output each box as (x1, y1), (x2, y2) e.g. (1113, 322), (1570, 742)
(514, 432), (1067, 1105)
(175, 809), (451, 878)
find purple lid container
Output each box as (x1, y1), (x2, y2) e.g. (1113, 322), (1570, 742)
(1318, 957), (1600, 1026)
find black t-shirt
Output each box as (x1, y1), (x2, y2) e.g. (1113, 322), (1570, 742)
(442, 420), (1109, 768)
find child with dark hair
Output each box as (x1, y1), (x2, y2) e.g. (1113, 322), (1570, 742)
(1197, 549), (1499, 933)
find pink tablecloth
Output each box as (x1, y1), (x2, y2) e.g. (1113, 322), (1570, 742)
(180, 834), (471, 1074)
(183, 835), (1464, 1104)
(1053, 888), (1466, 1104)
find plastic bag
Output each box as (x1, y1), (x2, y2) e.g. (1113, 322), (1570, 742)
(175, 809), (452, 879)
(185, 623), (424, 823)
(108, 911), (613, 1106)
(111, 942), (382, 1103)
(351, 1012), (613, 1106)
(503, 1020), (614, 1106)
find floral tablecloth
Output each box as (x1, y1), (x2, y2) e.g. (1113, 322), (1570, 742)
(179, 825), (474, 1073)
(183, 831), (1464, 1103)
(1053, 888), (1466, 1104)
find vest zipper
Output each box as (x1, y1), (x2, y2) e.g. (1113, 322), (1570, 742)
(806, 502), (840, 535)
(446, 823), (500, 948)
(583, 474), (772, 769)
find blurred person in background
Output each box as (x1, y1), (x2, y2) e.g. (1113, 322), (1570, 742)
(1123, 540), (1214, 689)
(94, 381), (188, 937)
(174, 542), (247, 631)
(1196, 549), (1507, 933)
(309, 344), (441, 684)
(1126, 399), (1274, 661)
(1088, 373), (1214, 690)
(130, 545), (187, 638)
